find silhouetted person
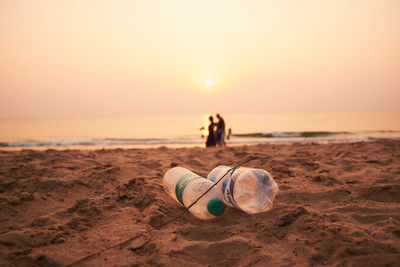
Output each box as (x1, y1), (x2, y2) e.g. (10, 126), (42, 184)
(227, 128), (232, 140)
(216, 113), (226, 146)
(206, 116), (216, 147)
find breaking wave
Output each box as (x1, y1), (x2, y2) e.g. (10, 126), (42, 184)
(233, 131), (351, 138)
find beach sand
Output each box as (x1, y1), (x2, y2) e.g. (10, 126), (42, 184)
(0, 140), (399, 266)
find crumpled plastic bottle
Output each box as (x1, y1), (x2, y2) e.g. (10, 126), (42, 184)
(207, 165), (279, 214)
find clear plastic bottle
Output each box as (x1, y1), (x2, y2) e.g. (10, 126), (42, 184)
(163, 167), (226, 220)
(207, 166), (279, 214)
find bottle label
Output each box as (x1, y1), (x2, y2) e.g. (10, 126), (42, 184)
(223, 167), (240, 208)
(175, 173), (201, 206)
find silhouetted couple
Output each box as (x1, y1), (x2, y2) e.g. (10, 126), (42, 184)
(206, 114), (226, 148)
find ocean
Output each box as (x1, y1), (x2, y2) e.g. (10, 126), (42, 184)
(1, 112), (399, 149)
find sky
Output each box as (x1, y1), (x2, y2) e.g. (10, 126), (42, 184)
(0, 0), (399, 118)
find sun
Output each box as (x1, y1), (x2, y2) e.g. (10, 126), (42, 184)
(204, 79), (213, 87)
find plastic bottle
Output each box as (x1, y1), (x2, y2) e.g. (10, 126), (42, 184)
(207, 166), (279, 214)
(163, 167), (226, 220)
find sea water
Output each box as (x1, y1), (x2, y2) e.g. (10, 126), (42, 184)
(0, 112), (399, 149)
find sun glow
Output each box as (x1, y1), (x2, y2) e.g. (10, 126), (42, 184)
(204, 79), (213, 87)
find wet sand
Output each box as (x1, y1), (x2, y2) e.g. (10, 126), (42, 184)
(0, 140), (399, 266)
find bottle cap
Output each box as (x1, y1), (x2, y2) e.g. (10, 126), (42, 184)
(207, 198), (226, 216)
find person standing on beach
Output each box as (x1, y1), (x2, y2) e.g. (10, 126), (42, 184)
(204, 115), (216, 147)
(216, 113), (226, 147)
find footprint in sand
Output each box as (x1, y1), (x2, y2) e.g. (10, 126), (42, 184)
(280, 188), (351, 206)
(140, 160), (162, 170)
(357, 185), (400, 203)
(169, 238), (255, 266)
(176, 226), (231, 242)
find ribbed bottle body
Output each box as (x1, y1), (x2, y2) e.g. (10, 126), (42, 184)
(207, 166), (279, 214)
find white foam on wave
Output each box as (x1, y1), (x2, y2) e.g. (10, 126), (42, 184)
(0, 139), (205, 148)
(270, 132), (301, 138)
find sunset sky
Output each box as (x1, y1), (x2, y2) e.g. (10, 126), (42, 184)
(1, 0), (399, 118)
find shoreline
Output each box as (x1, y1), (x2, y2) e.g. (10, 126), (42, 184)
(1, 136), (399, 151)
(1, 139), (399, 266)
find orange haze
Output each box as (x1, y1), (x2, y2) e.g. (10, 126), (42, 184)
(1, 0), (399, 118)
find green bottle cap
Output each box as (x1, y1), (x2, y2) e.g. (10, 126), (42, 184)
(207, 198), (226, 216)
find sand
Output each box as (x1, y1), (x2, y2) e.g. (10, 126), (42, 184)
(0, 140), (399, 266)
